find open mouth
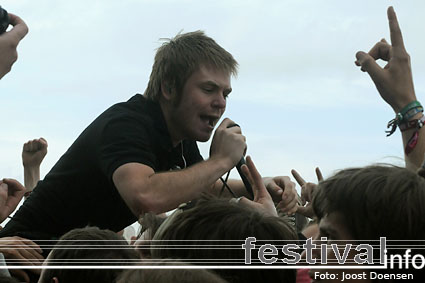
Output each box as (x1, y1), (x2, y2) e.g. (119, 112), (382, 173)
(200, 115), (218, 128)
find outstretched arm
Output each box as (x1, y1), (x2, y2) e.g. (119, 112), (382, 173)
(355, 6), (424, 170)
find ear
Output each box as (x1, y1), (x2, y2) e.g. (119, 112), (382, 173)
(160, 82), (173, 101)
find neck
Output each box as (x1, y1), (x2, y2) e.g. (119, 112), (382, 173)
(159, 100), (182, 147)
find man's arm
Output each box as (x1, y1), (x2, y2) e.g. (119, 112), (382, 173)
(0, 13), (28, 79)
(355, 6), (423, 170)
(22, 138), (48, 195)
(113, 118), (246, 216)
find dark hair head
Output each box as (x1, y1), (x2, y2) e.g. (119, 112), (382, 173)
(144, 30), (238, 103)
(116, 260), (228, 283)
(39, 226), (140, 283)
(312, 165), (425, 241)
(150, 196), (297, 283)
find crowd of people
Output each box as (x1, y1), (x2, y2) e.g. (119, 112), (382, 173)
(1, 5), (424, 283)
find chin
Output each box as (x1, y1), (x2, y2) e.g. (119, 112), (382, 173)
(192, 132), (212, 142)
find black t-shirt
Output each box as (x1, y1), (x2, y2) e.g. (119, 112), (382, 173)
(1, 94), (203, 239)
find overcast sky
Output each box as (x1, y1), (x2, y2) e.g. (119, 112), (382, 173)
(1, 0), (424, 196)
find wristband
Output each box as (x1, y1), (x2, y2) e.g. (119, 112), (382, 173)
(386, 101), (423, 136)
(399, 115), (425, 132)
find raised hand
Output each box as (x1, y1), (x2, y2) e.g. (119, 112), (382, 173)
(291, 167), (323, 218)
(22, 138), (48, 193)
(355, 6), (424, 170)
(355, 6), (415, 112)
(22, 138), (48, 168)
(238, 156), (278, 216)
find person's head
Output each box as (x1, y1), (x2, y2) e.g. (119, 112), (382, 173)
(116, 260), (228, 283)
(149, 196), (298, 283)
(145, 31), (238, 143)
(145, 30), (237, 104)
(38, 226), (140, 283)
(311, 165), (425, 282)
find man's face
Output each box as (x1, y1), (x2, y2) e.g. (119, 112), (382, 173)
(168, 65), (232, 143)
(309, 212), (371, 283)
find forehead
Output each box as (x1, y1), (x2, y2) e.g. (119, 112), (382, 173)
(319, 212), (354, 240)
(187, 64), (231, 88)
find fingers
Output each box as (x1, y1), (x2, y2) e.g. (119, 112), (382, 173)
(355, 51), (385, 81)
(218, 118), (239, 131)
(2, 178), (25, 193)
(5, 13), (28, 42)
(291, 168), (320, 210)
(23, 138), (48, 152)
(0, 237), (44, 266)
(368, 39), (391, 62)
(296, 206), (311, 218)
(387, 6), (405, 51)
(241, 156), (268, 201)
(291, 169), (306, 187)
(39, 137), (48, 148)
(315, 167), (324, 182)
(0, 182), (7, 204)
(277, 180), (298, 214)
(244, 156), (262, 186)
(20, 238), (43, 255)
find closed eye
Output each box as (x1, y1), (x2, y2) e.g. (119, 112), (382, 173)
(202, 87), (214, 93)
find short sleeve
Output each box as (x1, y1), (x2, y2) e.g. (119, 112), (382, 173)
(98, 115), (157, 181)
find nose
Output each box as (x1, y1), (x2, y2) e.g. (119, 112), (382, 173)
(211, 93), (226, 109)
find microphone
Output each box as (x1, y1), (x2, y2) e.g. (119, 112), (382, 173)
(227, 124), (254, 199)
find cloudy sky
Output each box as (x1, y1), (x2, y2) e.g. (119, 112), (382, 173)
(1, 0), (424, 198)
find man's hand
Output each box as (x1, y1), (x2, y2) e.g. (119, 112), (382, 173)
(209, 118), (246, 170)
(0, 236), (43, 282)
(0, 178), (25, 222)
(238, 156), (277, 216)
(355, 6), (415, 113)
(0, 13), (28, 79)
(291, 167), (323, 218)
(22, 138), (48, 168)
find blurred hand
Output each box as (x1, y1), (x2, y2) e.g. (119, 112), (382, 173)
(291, 167), (323, 218)
(263, 175), (298, 215)
(0, 13), (28, 79)
(0, 178), (25, 222)
(238, 156), (277, 216)
(0, 236), (43, 282)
